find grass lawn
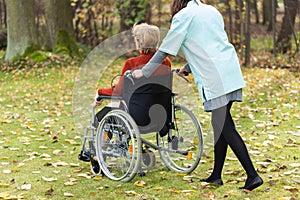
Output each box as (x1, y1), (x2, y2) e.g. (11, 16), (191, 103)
(0, 54), (299, 200)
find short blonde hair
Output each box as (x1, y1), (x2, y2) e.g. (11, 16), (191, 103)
(132, 23), (160, 54)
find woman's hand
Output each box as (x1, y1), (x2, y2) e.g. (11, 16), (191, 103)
(132, 69), (144, 79)
(94, 93), (101, 107)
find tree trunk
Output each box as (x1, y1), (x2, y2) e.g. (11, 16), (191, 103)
(252, 0), (259, 24)
(245, 0), (251, 67)
(225, 0), (233, 43)
(263, 0), (271, 25)
(5, 0), (38, 62)
(276, 0), (299, 54)
(45, 0), (77, 54)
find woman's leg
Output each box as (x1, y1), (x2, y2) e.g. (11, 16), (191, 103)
(208, 102), (260, 186)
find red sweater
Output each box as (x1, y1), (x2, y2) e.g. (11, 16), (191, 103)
(98, 53), (172, 96)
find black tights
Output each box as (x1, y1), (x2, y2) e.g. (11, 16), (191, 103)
(208, 102), (258, 184)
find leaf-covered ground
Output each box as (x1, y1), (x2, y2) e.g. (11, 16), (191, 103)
(0, 54), (299, 200)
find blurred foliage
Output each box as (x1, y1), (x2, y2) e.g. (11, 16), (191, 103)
(0, 0), (298, 69)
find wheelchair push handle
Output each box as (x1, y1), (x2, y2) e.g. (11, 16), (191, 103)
(124, 70), (135, 85)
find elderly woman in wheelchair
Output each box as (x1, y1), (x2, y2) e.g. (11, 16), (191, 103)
(78, 70), (203, 182)
(78, 23), (203, 182)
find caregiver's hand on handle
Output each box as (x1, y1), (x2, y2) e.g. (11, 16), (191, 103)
(177, 67), (189, 76)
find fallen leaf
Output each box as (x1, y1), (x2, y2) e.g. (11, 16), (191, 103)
(52, 161), (68, 167)
(169, 188), (181, 193)
(181, 190), (196, 193)
(0, 192), (10, 198)
(45, 187), (54, 195)
(3, 169), (11, 174)
(153, 186), (163, 190)
(134, 181), (146, 187)
(125, 190), (138, 196)
(0, 183), (10, 188)
(20, 183), (31, 190)
(283, 186), (299, 194)
(42, 176), (57, 182)
(64, 192), (74, 197)
(52, 149), (65, 156)
(77, 173), (91, 179)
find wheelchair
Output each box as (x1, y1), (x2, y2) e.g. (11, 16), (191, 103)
(78, 69), (204, 182)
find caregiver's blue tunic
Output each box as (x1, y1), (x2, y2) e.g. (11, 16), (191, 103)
(157, 0), (245, 103)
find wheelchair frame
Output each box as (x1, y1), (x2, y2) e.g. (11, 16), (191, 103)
(78, 70), (204, 182)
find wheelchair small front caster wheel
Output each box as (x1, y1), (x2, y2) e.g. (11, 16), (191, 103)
(142, 150), (156, 168)
(90, 156), (102, 175)
(138, 171), (146, 177)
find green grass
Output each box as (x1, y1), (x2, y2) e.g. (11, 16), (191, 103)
(0, 54), (299, 200)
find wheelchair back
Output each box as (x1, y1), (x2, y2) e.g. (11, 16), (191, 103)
(122, 73), (172, 136)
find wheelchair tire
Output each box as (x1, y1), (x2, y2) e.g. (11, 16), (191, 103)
(95, 109), (141, 182)
(158, 105), (203, 174)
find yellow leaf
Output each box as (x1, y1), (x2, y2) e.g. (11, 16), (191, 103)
(93, 176), (102, 181)
(125, 190), (138, 196)
(0, 183), (10, 188)
(134, 181), (146, 187)
(153, 186), (163, 190)
(169, 188), (181, 193)
(176, 173), (186, 177)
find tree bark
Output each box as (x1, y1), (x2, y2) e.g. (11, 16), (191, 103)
(263, 0), (272, 25)
(276, 0), (299, 54)
(5, 0), (38, 62)
(245, 0), (251, 67)
(44, 0), (74, 49)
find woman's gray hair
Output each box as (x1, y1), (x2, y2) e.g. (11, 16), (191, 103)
(132, 23), (160, 54)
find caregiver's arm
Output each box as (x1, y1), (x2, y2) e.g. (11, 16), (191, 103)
(132, 50), (168, 79)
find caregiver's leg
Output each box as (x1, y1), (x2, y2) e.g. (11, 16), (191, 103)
(210, 102), (258, 184)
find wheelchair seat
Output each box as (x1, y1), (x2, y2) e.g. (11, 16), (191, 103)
(122, 73), (172, 136)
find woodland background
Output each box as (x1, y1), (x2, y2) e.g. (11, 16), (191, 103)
(0, 0), (299, 68)
(0, 1), (299, 200)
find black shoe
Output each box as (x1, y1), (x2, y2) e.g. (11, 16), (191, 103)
(200, 178), (223, 185)
(238, 176), (263, 191)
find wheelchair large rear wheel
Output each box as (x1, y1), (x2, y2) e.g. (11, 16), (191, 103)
(158, 105), (203, 174)
(95, 109), (141, 182)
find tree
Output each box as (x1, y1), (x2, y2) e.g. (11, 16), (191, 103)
(263, 0), (277, 32)
(276, 0), (299, 54)
(5, 0), (38, 62)
(44, 0), (78, 55)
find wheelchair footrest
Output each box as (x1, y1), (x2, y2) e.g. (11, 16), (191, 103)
(78, 151), (90, 162)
